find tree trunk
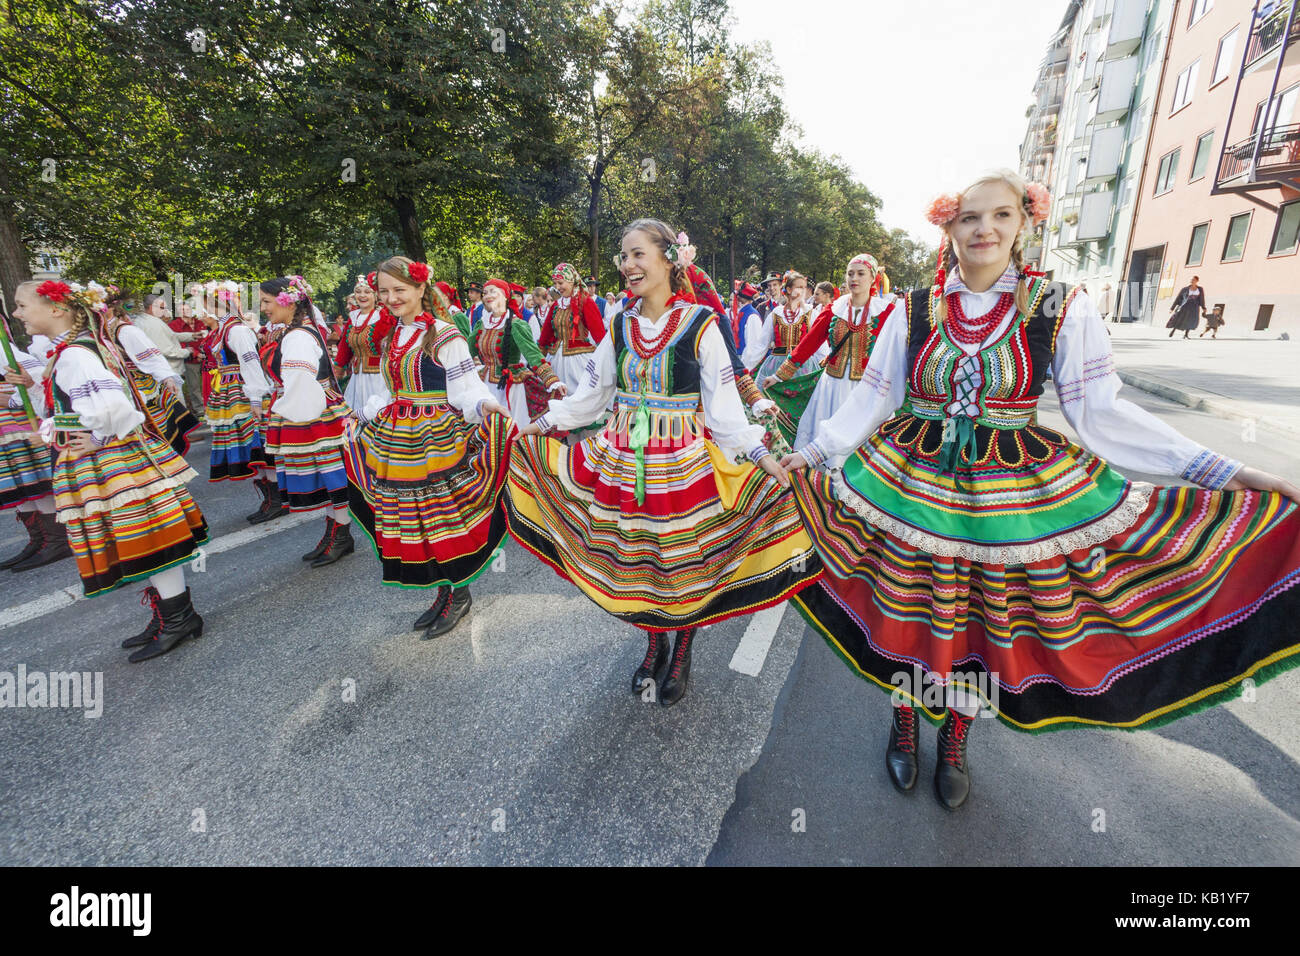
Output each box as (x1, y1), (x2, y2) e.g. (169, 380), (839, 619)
(588, 170), (602, 280)
(394, 194), (426, 263)
(727, 229), (735, 292)
(455, 249), (464, 291)
(0, 205), (32, 324)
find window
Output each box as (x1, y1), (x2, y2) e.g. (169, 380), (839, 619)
(1144, 31), (1164, 70)
(1253, 85), (1300, 137)
(1221, 212), (1251, 262)
(1190, 131), (1215, 181)
(1171, 61), (1199, 113)
(1189, 0), (1213, 27)
(1270, 201), (1300, 256)
(1211, 28), (1238, 86)
(1186, 222), (1210, 265)
(1154, 149), (1181, 195)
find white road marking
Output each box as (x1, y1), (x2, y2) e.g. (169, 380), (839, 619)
(728, 603), (788, 676)
(0, 510), (317, 631)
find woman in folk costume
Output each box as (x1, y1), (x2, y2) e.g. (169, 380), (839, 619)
(333, 273), (391, 422)
(100, 287), (200, 456)
(761, 253), (897, 452)
(434, 281), (472, 339)
(780, 170), (1300, 810)
(472, 278), (566, 423)
(741, 270), (827, 383)
(510, 218), (821, 707)
(538, 262), (606, 394)
(23, 280), (207, 662)
(0, 283), (71, 572)
(343, 257), (515, 638)
(257, 275), (355, 568)
(203, 282), (281, 524)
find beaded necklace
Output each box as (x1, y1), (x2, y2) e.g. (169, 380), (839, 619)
(945, 292), (1014, 346)
(626, 304), (685, 358)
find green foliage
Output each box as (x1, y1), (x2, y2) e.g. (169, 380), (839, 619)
(0, 0), (930, 305)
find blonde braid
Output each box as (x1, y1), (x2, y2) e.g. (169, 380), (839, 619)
(1011, 237), (1030, 316)
(934, 243), (957, 325)
(420, 284), (455, 361)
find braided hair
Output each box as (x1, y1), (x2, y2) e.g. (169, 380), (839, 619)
(935, 170), (1034, 324)
(374, 256), (454, 364)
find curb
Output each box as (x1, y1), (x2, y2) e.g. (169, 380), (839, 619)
(1116, 369), (1300, 439)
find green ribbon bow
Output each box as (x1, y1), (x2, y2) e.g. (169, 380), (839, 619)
(936, 414), (979, 491)
(630, 377), (652, 505)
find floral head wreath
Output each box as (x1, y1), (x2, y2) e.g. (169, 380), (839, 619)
(36, 279), (111, 313)
(666, 231), (696, 268)
(203, 279), (243, 303)
(924, 181), (1052, 230)
(275, 275), (314, 307)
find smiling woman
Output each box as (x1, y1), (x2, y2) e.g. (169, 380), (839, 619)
(507, 217), (823, 709)
(781, 168), (1300, 812)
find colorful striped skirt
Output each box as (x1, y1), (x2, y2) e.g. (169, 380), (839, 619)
(264, 398), (349, 510)
(0, 405), (53, 509)
(134, 373), (200, 457)
(53, 430), (208, 597)
(206, 368), (269, 481)
(788, 419), (1300, 732)
(507, 403), (822, 631)
(343, 400), (512, 587)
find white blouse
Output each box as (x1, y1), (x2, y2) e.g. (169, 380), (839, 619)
(361, 320), (494, 424)
(2, 345), (50, 416)
(270, 327), (330, 423)
(741, 300), (829, 370)
(802, 286), (1243, 489)
(226, 323), (272, 403)
(117, 324), (181, 388)
(53, 346), (145, 441)
(537, 305), (770, 463)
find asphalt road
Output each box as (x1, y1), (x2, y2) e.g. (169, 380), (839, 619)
(1, 382), (1297, 866)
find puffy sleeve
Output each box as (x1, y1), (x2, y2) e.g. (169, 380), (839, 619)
(117, 325), (181, 385)
(537, 303), (557, 351)
(55, 347), (145, 441)
(582, 297), (607, 343)
(228, 324), (272, 403)
(697, 321), (770, 463)
(741, 310), (773, 371)
(1053, 290), (1242, 489)
(801, 302), (910, 469)
(270, 329), (327, 422)
(334, 317), (355, 368)
(511, 320), (561, 391)
(535, 334), (616, 432)
(436, 325), (496, 425)
(2, 347), (48, 415)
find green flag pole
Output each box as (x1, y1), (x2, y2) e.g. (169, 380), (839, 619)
(0, 289), (39, 431)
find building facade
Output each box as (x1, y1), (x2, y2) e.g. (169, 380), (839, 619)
(1124, 0), (1299, 332)
(1021, 0), (1176, 314)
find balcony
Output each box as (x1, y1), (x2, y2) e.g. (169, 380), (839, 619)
(1106, 0), (1145, 59)
(1059, 190), (1115, 246)
(1216, 123), (1300, 187)
(1084, 125), (1125, 183)
(1244, 1), (1299, 74)
(1095, 55), (1138, 122)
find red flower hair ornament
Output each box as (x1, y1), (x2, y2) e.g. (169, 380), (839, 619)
(407, 262), (430, 284)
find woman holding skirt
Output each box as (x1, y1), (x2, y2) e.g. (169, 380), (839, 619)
(511, 218), (822, 707)
(780, 171), (1300, 810)
(344, 257), (515, 638)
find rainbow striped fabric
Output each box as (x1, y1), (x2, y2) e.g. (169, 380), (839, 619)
(0, 405), (54, 509)
(53, 430), (208, 597)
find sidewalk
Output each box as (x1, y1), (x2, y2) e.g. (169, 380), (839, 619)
(1103, 321), (1300, 438)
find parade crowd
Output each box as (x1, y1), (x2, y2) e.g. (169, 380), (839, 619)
(3, 169), (1298, 812)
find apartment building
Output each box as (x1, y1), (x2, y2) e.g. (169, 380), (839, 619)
(1124, 0), (1300, 331)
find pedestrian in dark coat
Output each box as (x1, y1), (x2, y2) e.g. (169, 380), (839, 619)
(1167, 277), (1207, 338)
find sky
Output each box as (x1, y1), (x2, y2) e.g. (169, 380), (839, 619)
(727, 0), (1069, 240)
